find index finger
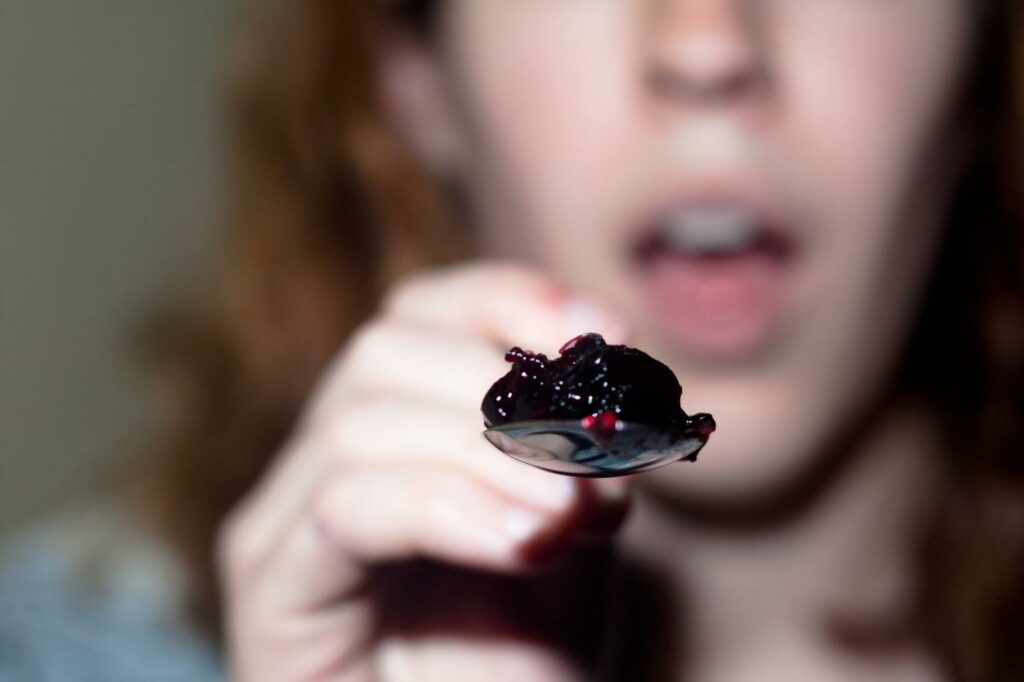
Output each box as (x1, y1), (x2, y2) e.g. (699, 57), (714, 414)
(383, 261), (629, 354)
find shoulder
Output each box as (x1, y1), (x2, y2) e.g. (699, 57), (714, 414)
(0, 501), (224, 682)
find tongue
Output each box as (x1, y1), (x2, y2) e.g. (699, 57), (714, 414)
(642, 249), (786, 355)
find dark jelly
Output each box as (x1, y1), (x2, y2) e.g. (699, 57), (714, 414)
(482, 333), (709, 436)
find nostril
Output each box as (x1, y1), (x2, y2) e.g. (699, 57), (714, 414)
(646, 61), (767, 104)
(645, 1), (768, 105)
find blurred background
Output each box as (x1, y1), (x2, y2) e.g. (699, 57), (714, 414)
(1, 1), (245, 541)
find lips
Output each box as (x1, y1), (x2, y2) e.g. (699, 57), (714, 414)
(630, 196), (798, 359)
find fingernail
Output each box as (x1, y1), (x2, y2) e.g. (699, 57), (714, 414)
(563, 299), (628, 341)
(378, 641), (415, 681)
(591, 477), (633, 504)
(505, 508), (546, 543)
(535, 474), (577, 510)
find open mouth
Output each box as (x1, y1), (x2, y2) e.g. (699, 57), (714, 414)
(631, 202), (798, 358)
(636, 205), (794, 261)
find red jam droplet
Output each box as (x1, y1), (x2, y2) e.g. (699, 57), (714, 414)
(581, 411), (618, 439)
(559, 334), (585, 355)
(580, 411), (618, 439)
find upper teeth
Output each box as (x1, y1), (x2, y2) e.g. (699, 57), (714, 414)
(664, 208), (757, 254)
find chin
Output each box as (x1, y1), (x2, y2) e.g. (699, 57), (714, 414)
(639, 387), (838, 515)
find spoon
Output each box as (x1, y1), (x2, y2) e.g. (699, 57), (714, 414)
(483, 413), (715, 478)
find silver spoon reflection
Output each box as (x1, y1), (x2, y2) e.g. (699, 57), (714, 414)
(483, 413), (715, 478)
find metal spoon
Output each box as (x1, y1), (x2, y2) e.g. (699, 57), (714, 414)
(483, 413), (715, 478)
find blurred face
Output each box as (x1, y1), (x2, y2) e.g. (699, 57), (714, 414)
(396, 0), (975, 502)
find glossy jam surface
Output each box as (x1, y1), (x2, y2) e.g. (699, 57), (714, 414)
(482, 333), (701, 434)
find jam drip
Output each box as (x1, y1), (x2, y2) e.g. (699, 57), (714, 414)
(482, 333), (712, 438)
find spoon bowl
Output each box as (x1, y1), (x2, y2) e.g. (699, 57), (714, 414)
(483, 414), (714, 477)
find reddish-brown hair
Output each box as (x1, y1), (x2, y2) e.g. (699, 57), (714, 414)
(138, 0), (468, 630)
(139, 2), (1024, 680)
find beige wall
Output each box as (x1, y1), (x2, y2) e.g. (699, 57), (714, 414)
(1, 1), (245, 540)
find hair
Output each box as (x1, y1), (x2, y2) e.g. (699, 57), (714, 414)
(137, 1), (1024, 680)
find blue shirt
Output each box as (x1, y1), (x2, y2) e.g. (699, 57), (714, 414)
(0, 503), (224, 682)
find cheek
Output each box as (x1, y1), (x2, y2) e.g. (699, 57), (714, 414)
(781, 0), (970, 373)
(447, 1), (636, 265)
(781, 0), (969, 208)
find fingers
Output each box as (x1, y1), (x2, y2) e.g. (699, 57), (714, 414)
(222, 458), (632, 679)
(250, 464), (574, 613)
(225, 398), (628, 572)
(232, 261), (635, 576)
(309, 322), (510, 421)
(384, 261), (629, 353)
(223, 261), (634, 575)
(316, 464), (556, 570)
(307, 262), (632, 427)
(223, 394), (636, 608)
(220, 261), (636, 681)
(324, 399), (579, 512)
(307, 264), (631, 429)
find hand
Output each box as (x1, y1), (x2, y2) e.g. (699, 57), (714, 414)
(218, 262), (634, 682)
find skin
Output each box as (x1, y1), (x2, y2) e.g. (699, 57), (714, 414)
(221, 0), (977, 679)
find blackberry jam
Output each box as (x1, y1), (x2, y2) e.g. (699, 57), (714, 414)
(482, 333), (715, 442)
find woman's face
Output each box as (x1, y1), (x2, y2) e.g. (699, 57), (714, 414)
(400, 0), (975, 502)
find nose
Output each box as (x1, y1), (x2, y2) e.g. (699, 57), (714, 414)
(645, 0), (769, 109)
